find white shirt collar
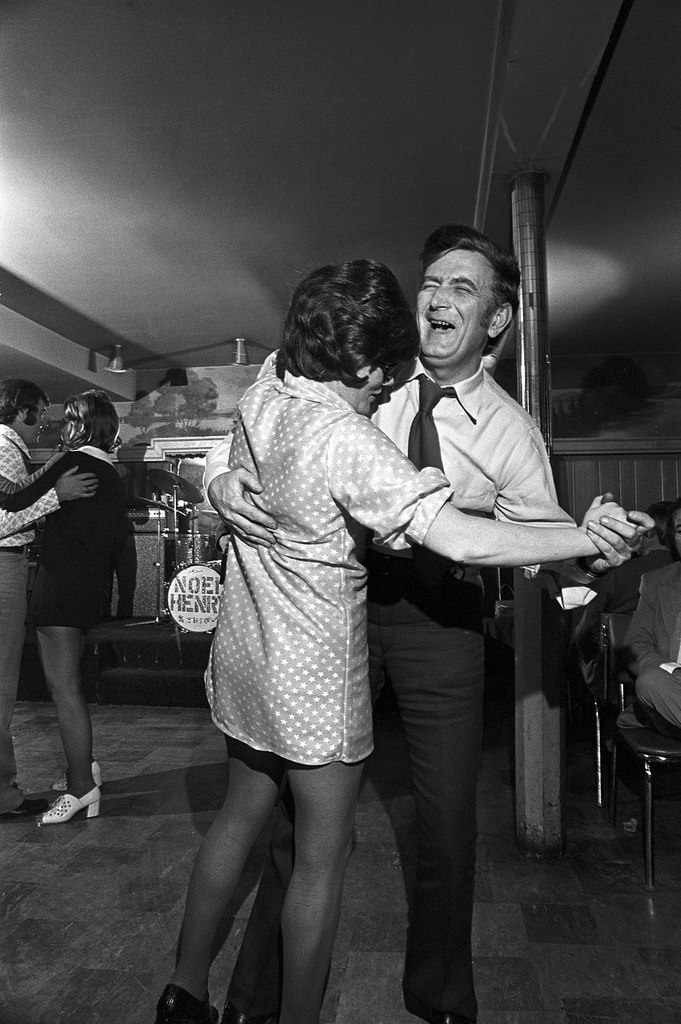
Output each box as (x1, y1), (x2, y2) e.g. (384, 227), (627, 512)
(69, 444), (114, 465)
(398, 357), (484, 422)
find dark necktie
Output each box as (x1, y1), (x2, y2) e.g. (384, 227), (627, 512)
(408, 374), (463, 585)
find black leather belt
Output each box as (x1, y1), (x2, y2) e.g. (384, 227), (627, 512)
(365, 550), (416, 575)
(0, 544), (29, 554)
(366, 548), (470, 584)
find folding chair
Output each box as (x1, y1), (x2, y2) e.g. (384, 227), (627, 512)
(605, 612), (681, 888)
(592, 613), (632, 807)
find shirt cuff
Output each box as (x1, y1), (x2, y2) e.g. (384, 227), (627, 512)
(405, 472), (455, 545)
(203, 436), (234, 490)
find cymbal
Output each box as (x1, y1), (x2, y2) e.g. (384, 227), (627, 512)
(137, 497), (174, 513)
(148, 468), (204, 505)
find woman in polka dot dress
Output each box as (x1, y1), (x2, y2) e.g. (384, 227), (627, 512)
(156, 261), (624, 1024)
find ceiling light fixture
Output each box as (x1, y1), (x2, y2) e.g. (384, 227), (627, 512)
(233, 338), (249, 365)
(106, 345), (126, 372)
(88, 345), (128, 373)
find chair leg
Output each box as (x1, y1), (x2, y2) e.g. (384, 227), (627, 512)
(594, 700), (603, 807)
(643, 758), (654, 889)
(608, 735), (618, 825)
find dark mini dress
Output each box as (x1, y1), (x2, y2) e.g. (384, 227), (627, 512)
(3, 448), (129, 630)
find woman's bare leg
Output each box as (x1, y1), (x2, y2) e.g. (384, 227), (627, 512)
(279, 758), (365, 1024)
(171, 739), (284, 1001)
(35, 626), (93, 796)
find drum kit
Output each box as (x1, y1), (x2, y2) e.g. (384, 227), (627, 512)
(134, 467), (223, 633)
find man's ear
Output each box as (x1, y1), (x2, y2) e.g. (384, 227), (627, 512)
(488, 304), (513, 339)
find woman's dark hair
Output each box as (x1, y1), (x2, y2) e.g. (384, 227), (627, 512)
(418, 223), (521, 316)
(0, 379), (50, 425)
(667, 497), (681, 560)
(277, 259), (419, 388)
(61, 390), (120, 453)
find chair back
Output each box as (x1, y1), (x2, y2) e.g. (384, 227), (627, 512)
(600, 612), (634, 707)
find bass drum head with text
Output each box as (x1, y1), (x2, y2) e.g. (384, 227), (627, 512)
(166, 563), (222, 632)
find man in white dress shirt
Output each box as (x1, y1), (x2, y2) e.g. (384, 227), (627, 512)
(205, 226), (650, 1024)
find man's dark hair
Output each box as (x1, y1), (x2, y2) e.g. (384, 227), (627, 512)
(646, 500), (674, 549)
(278, 259), (419, 388)
(418, 224), (520, 317)
(61, 390), (120, 453)
(667, 497), (681, 560)
(0, 379), (50, 425)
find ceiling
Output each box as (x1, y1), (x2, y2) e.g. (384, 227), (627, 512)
(1, 0), (679, 406)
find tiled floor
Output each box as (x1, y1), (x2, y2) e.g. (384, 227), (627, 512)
(2, 684), (681, 1024)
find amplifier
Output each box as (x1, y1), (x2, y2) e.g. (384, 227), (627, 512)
(111, 532), (165, 617)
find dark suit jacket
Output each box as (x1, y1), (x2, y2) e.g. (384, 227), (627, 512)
(573, 547), (673, 693)
(625, 561), (681, 675)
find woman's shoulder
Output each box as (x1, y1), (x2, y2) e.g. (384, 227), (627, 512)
(60, 449), (123, 492)
(331, 408), (397, 447)
(327, 407), (410, 470)
(68, 449), (115, 470)
(51, 450), (81, 470)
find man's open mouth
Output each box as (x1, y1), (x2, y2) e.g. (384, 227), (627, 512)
(428, 319), (455, 331)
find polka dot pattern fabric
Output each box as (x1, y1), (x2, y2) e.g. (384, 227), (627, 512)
(206, 371), (452, 765)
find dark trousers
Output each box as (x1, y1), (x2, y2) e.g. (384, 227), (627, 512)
(226, 554), (484, 1023)
(367, 554), (483, 1023)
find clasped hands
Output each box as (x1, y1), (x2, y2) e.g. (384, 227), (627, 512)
(580, 492), (653, 575)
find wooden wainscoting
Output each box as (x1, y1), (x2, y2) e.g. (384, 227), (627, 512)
(552, 439), (681, 521)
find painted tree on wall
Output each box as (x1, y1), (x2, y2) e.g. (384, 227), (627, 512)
(121, 371), (220, 439)
(174, 373), (219, 432)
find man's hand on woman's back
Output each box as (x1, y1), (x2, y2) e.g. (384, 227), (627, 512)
(208, 467), (276, 547)
(55, 467), (98, 502)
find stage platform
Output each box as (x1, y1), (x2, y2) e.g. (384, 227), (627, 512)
(17, 613), (514, 710)
(18, 618), (213, 708)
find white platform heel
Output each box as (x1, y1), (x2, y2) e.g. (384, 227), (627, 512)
(37, 786), (101, 826)
(52, 761), (102, 791)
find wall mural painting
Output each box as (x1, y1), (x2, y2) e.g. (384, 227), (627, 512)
(119, 364), (262, 446)
(36, 364), (262, 453)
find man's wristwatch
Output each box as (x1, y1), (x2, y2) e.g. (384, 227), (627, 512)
(577, 556), (607, 580)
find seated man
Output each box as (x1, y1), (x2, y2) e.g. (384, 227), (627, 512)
(573, 500), (674, 697)
(618, 497), (681, 739)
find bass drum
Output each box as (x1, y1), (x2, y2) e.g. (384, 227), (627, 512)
(166, 563), (222, 633)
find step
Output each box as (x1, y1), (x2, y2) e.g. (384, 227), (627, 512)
(96, 667), (209, 708)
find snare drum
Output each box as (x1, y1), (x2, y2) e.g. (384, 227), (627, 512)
(166, 563), (222, 632)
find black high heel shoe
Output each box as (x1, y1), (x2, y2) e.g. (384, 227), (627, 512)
(155, 983), (218, 1024)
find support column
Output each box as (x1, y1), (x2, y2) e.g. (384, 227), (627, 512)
(511, 170), (565, 856)
(512, 171), (551, 446)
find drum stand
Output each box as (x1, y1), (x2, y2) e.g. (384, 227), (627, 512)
(127, 466), (206, 658)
